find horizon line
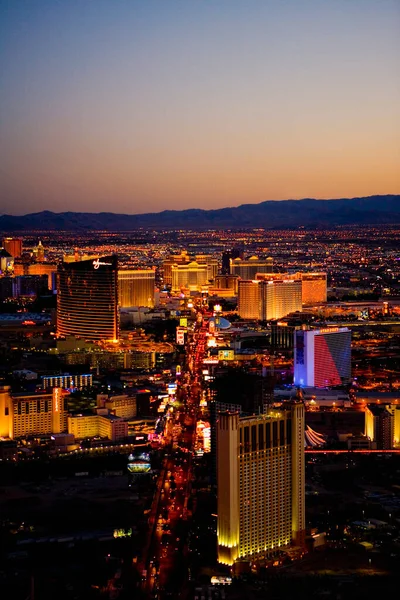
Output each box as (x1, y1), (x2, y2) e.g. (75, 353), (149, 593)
(3, 193), (400, 218)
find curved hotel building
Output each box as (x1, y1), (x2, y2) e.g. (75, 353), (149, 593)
(57, 255), (118, 341)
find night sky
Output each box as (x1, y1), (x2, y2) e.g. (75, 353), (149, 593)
(1, 0), (399, 215)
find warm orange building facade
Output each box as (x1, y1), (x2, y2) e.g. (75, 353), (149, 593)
(217, 403), (305, 565)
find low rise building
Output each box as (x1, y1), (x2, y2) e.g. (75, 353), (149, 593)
(97, 393), (137, 419)
(67, 413), (128, 442)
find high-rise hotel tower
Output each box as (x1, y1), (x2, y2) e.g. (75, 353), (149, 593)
(294, 327), (351, 387)
(118, 269), (155, 308)
(57, 255), (118, 341)
(217, 402), (305, 565)
(238, 278), (302, 320)
(0, 386), (68, 439)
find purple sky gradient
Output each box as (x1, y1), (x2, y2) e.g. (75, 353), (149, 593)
(1, 0), (399, 215)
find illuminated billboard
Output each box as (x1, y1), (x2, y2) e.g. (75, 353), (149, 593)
(218, 349), (234, 361)
(176, 326), (186, 345)
(168, 383), (177, 395)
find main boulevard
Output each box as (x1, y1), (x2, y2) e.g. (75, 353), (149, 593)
(140, 317), (208, 599)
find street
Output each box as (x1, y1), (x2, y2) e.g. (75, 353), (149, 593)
(141, 318), (208, 598)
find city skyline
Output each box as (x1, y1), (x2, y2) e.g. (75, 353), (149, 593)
(1, 225), (400, 596)
(1, 0), (399, 215)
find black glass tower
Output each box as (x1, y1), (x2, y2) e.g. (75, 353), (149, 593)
(57, 255), (118, 341)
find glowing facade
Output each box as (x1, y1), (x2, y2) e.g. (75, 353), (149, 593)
(97, 393), (137, 419)
(57, 255), (118, 341)
(118, 269), (155, 308)
(42, 373), (93, 390)
(32, 240), (45, 262)
(2, 237), (22, 258)
(230, 256), (273, 280)
(163, 250), (218, 290)
(195, 254), (219, 282)
(298, 272), (327, 304)
(238, 279), (302, 320)
(162, 250), (191, 286)
(237, 280), (261, 319)
(257, 271), (327, 305)
(365, 404), (394, 450)
(171, 261), (209, 293)
(294, 327), (351, 388)
(0, 386), (68, 439)
(212, 275), (239, 295)
(217, 404), (305, 565)
(67, 413), (128, 442)
(392, 405), (400, 446)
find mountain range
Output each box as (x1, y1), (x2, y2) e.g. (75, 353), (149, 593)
(1, 195), (399, 231)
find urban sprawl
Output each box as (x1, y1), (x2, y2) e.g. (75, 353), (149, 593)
(1, 225), (400, 599)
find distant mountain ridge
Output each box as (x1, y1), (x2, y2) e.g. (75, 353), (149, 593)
(1, 195), (399, 231)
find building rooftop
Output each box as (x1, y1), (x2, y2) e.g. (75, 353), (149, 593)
(366, 404), (392, 416)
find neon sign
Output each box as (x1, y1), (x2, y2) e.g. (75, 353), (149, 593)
(54, 388), (61, 412)
(93, 259), (112, 269)
(113, 528), (132, 538)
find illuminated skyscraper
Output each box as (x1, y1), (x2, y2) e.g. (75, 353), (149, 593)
(217, 403), (305, 565)
(294, 327), (351, 387)
(296, 272), (327, 304)
(237, 280), (261, 319)
(238, 279), (302, 320)
(256, 271), (327, 305)
(2, 237), (22, 258)
(118, 269), (155, 308)
(270, 279), (302, 319)
(57, 255), (118, 341)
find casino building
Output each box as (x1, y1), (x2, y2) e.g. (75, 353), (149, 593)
(0, 386), (68, 439)
(118, 269), (155, 308)
(57, 255), (118, 341)
(294, 327), (351, 388)
(217, 402), (305, 565)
